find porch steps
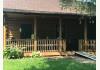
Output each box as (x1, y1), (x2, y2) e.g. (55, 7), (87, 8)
(24, 52), (32, 57)
(40, 52), (66, 56)
(23, 52), (66, 57)
(75, 52), (96, 61)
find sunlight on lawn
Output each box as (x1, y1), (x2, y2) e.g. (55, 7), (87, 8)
(4, 58), (96, 70)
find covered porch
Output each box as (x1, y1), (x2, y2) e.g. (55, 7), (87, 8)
(3, 10), (96, 56)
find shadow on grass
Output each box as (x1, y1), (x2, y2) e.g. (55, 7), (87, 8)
(23, 58), (96, 70)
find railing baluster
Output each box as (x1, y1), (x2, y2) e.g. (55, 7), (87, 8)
(32, 39), (34, 51)
(40, 40), (42, 52)
(21, 40), (25, 51)
(44, 40), (45, 52)
(53, 40), (55, 51)
(29, 40), (31, 52)
(28, 40), (29, 52)
(38, 39), (39, 51)
(50, 40), (51, 52)
(44, 40), (48, 52)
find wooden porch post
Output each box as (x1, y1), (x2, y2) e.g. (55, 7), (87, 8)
(3, 16), (6, 49)
(34, 16), (37, 51)
(59, 17), (62, 52)
(3, 25), (6, 49)
(84, 17), (87, 51)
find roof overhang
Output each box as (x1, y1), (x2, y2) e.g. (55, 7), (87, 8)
(3, 8), (85, 16)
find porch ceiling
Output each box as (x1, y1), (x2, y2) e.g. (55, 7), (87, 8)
(4, 13), (35, 20)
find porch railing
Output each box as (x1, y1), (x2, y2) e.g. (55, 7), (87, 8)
(37, 39), (59, 52)
(6, 39), (66, 52)
(37, 39), (66, 52)
(79, 39), (96, 52)
(6, 39), (34, 52)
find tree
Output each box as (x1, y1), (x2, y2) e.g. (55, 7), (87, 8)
(59, 0), (96, 16)
(60, 0), (96, 51)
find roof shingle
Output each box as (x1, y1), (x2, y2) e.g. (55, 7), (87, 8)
(3, 0), (81, 14)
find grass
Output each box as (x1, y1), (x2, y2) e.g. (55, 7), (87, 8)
(4, 57), (96, 70)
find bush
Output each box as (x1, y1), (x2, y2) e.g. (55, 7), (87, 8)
(3, 47), (23, 59)
(3, 47), (10, 58)
(32, 51), (41, 58)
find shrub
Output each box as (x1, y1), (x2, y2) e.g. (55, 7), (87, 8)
(32, 51), (41, 58)
(3, 47), (23, 59)
(3, 47), (11, 58)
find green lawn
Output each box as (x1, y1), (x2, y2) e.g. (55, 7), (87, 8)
(4, 58), (96, 70)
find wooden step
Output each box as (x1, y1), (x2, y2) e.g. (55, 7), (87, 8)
(40, 52), (66, 56)
(24, 52), (32, 57)
(23, 52), (66, 57)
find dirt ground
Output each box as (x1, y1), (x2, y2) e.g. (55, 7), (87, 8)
(44, 55), (96, 64)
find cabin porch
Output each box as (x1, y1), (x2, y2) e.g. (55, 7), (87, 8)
(3, 12), (96, 56)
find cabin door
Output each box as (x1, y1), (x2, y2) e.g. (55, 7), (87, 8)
(20, 24), (32, 39)
(63, 20), (84, 51)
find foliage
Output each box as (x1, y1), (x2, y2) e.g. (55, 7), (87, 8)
(59, 0), (96, 15)
(32, 51), (41, 58)
(3, 47), (11, 58)
(3, 47), (24, 59)
(4, 58), (96, 70)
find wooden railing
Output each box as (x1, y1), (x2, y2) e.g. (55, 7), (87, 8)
(37, 39), (66, 52)
(79, 39), (96, 52)
(37, 39), (59, 52)
(6, 39), (34, 52)
(6, 39), (66, 52)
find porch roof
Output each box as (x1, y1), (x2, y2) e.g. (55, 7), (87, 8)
(3, 0), (85, 15)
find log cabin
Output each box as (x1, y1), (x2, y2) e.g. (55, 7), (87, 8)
(3, 0), (96, 56)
